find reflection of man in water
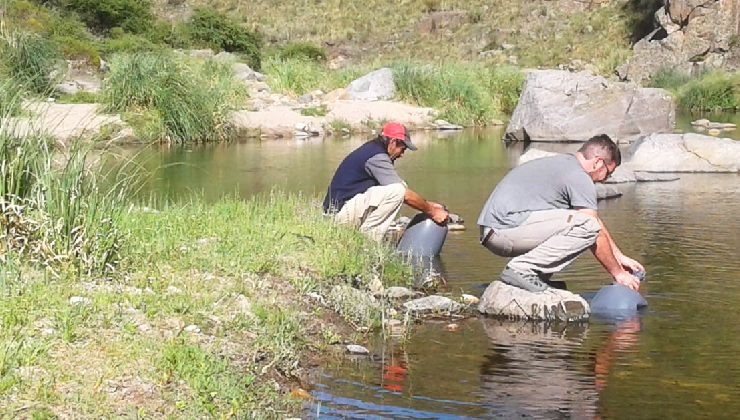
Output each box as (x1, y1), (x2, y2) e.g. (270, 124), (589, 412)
(478, 318), (642, 418)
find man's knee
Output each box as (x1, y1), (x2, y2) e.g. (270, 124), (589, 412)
(369, 183), (406, 206)
(571, 213), (601, 240)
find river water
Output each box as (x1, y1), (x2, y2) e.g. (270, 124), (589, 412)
(129, 123), (740, 419)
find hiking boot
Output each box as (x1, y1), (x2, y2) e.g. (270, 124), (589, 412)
(500, 267), (549, 293)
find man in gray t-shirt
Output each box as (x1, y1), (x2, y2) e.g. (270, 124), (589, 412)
(477, 135), (643, 293)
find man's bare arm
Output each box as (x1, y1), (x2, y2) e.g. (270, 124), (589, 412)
(578, 208), (640, 290)
(404, 189), (448, 224)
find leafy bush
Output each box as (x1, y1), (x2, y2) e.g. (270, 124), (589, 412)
(46, 0), (155, 34)
(278, 42), (326, 62)
(186, 8), (262, 69)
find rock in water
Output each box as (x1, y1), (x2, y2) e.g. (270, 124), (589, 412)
(478, 281), (589, 322)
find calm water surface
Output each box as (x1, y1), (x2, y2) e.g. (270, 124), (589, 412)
(129, 122), (740, 419)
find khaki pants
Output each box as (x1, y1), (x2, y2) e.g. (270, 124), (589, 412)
(335, 183), (406, 241)
(481, 209), (600, 277)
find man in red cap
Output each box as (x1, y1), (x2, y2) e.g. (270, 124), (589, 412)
(323, 122), (448, 241)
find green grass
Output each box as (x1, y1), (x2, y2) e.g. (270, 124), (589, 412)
(392, 62), (524, 125)
(650, 69), (740, 111)
(0, 27), (60, 95)
(101, 52), (247, 143)
(263, 56), (360, 96)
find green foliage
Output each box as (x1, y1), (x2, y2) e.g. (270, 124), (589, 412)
(160, 340), (254, 415)
(486, 65), (525, 115)
(0, 29), (60, 95)
(393, 62), (522, 125)
(263, 57), (357, 96)
(120, 192), (412, 287)
(186, 8), (262, 70)
(46, 0), (155, 34)
(1, 91), (132, 275)
(278, 42), (326, 62)
(648, 68), (696, 91)
(100, 33), (161, 55)
(102, 52), (246, 143)
(678, 71), (740, 112)
(300, 105), (327, 116)
(54, 91), (99, 103)
(0, 76), (23, 116)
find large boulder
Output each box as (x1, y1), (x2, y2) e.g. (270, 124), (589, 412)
(344, 68), (396, 101)
(478, 281), (589, 322)
(618, 1), (740, 83)
(505, 70), (675, 144)
(625, 133), (740, 172)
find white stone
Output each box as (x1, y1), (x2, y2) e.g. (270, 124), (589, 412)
(69, 296), (91, 306)
(346, 344), (370, 355)
(184, 325), (201, 334)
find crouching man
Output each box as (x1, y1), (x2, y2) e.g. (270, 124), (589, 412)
(323, 122), (448, 241)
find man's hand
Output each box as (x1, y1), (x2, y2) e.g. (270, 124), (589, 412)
(617, 254), (644, 274)
(614, 271), (641, 291)
(427, 201), (449, 225)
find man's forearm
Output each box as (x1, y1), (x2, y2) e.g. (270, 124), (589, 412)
(591, 217), (625, 276)
(404, 188), (432, 213)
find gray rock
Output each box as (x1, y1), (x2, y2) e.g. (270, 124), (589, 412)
(478, 281), (589, 322)
(233, 63), (258, 82)
(403, 295), (463, 316)
(189, 49), (214, 58)
(345, 68), (396, 101)
(625, 133), (740, 172)
(505, 70), (675, 144)
(346, 344), (370, 355)
(633, 172), (680, 182)
(595, 184), (622, 200)
(385, 286), (417, 299)
(618, 1), (740, 83)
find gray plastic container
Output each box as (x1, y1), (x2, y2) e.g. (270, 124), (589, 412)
(589, 284), (647, 316)
(396, 213), (448, 258)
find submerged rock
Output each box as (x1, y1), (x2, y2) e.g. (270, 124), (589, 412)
(478, 281), (589, 322)
(403, 295), (463, 317)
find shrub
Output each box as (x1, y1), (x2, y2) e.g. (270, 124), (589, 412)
(186, 8), (262, 70)
(278, 42), (326, 62)
(46, 0), (155, 34)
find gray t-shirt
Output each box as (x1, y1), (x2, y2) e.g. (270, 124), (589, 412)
(366, 154), (403, 185)
(477, 154), (597, 230)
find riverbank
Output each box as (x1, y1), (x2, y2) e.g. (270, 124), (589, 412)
(1, 191), (433, 416)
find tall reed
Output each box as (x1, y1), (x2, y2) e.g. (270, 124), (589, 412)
(1, 89), (132, 275)
(0, 27), (60, 95)
(101, 52), (246, 143)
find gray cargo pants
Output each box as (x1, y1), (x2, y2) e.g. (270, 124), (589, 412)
(480, 209), (601, 277)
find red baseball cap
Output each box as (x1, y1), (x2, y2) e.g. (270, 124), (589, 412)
(381, 122), (417, 151)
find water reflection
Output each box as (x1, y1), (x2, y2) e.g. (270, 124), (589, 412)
(308, 316), (645, 419)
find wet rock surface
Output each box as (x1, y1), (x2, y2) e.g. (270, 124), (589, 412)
(478, 281), (590, 322)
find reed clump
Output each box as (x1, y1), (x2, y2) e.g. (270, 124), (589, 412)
(101, 52), (247, 143)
